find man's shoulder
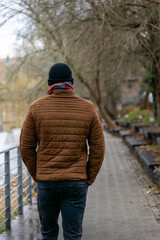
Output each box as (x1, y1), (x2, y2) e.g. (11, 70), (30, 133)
(74, 95), (94, 107)
(30, 95), (50, 107)
(29, 93), (95, 110)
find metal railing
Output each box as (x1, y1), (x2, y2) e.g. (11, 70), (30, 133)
(154, 165), (160, 173)
(0, 145), (32, 230)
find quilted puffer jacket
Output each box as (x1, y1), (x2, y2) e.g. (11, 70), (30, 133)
(19, 89), (105, 185)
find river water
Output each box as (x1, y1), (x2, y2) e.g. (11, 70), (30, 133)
(0, 128), (21, 185)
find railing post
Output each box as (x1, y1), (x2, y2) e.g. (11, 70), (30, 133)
(5, 151), (11, 230)
(27, 172), (32, 204)
(17, 147), (23, 215)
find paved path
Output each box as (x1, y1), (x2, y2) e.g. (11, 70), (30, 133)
(1, 132), (160, 240)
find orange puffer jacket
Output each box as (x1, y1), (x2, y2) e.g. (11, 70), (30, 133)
(19, 90), (105, 185)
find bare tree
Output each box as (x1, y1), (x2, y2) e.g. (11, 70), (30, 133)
(1, 0), (149, 127)
(86, 0), (160, 123)
(1, 0), (128, 127)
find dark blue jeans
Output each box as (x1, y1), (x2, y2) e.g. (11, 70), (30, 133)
(37, 180), (89, 240)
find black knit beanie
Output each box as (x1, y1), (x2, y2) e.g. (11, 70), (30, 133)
(48, 63), (74, 86)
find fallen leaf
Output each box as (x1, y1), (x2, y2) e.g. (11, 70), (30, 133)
(146, 187), (158, 194)
(143, 203), (150, 207)
(146, 190), (152, 194)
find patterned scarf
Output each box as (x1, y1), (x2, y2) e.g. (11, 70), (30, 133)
(48, 81), (73, 95)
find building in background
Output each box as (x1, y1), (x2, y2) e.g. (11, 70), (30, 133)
(121, 74), (142, 106)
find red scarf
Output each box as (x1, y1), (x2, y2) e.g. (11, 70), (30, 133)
(48, 82), (73, 95)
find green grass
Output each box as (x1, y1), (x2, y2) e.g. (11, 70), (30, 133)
(149, 145), (160, 150)
(12, 210), (18, 217)
(0, 223), (5, 234)
(121, 108), (153, 122)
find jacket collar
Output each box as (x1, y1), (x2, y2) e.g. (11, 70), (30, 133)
(49, 89), (75, 98)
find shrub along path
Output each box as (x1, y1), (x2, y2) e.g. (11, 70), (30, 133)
(0, 131), (160, 240)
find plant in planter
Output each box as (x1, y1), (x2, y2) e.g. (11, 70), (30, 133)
(135, 144), (160, 188)
(144, 145), (160, 165)
(121, 108), (153, 123)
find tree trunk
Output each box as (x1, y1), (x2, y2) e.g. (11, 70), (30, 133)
(76, 73), (117, 129)
(156, 80), (160, 126)
(152, 61), (160, 125)
(140, 85), (150, 110)
(97, 102), (117, 129)
(150, 76), (157, 120)
(86, 86), (117, 128)
(104, 105), (116, 120)
(157, 94), (160, 126)
(107, 96), (118, 119)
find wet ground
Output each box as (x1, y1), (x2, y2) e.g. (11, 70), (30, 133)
(1, 132), (160, 240)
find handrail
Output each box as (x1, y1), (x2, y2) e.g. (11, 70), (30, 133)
(0, 145), (32, 231)
(154, 165), (160, 173)
(0, 144), (19, 154)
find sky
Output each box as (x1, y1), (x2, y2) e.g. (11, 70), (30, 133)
(0, 21), (15, 59)
(0, 17), (22, 59)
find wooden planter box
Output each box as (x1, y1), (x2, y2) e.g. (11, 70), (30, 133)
(119, 131), (133, 139)
(157, 137), (160, 146)
(125, 137), (148, 154)
(147, 128), (160, 144)
(115, 120), (130, 129)
(132, 123), (150, 133)
(135, 147), (160, 188)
